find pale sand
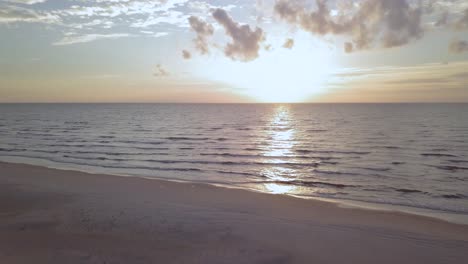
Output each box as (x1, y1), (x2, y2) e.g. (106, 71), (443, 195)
(1, 162), (468, 264)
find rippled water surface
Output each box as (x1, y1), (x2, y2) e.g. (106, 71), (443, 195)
(1, 103), (467, 216)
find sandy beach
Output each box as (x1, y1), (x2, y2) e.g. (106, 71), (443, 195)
(1, 161), (467, 263)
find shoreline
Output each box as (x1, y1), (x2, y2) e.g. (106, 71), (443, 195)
(1, 161), (468, 263)
(1, 156), (468, 226)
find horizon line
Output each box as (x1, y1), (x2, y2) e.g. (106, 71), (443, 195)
(1, 102), (468, 104)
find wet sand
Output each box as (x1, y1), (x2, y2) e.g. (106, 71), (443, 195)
(1, 161), (468, 263)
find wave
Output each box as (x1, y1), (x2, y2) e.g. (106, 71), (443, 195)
(214, 170), (258, 177)
(0, 148), (170, 157)
(295, 149), (371, 155)
(0, 154), (205, 173)
(305, 129), (328, 132)
(244, 148), (262, 151)
(99, 135), (115, 139)
(353, 166), (392, 172)
(58, 139), (88, 143)
(37, 143), (170, 151)
(50, 154), (321, 168)
(421, 153), (457, 157)
(430, 165), (468, 172)
(379, 146), (401, 150)
(257, 180), (357, 189)
(441, 194), (466, 199)
(117, 140), (165, 145)
(448, 159), (468, 164)
(63, 155), (126, 161)
(146, 159), (319, 167)
(0, 147), (27, 152)
(269, 127), (291, 132)
(17, 132), (57, 137)
(165, 137), (209, 141)
(394, 188), (426, 194)
(199, 152), (335, 161)
(64, 121), (88, 125)
(313, 169), (360, 175)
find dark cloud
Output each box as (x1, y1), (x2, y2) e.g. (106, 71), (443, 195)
(282, 38), (294, 49)
(212, 8), (265, 62)
(449, 40), (468, 53)
(455, 8), (468, 30)
(182, 50), (191, 59)
(274, 0), (424, 52)
(154, 64), (169, 77)
(188, 16), (214, 55)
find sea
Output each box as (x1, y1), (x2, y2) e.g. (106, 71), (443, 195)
(1, 103), (467, 223)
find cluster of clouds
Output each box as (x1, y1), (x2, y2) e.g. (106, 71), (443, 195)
(181, 0), (468, 62)
(212, 8), (265, 62)
(153, 64), (169, 77)
(1, 0), (468, 58)
(0, 0), (191, 44)
(185, 8), (265, 62)
(187, 15), (214, 55)
(273, 0), (443, 53)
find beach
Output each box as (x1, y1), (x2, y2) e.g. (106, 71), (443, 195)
(1, 161), (467, 263)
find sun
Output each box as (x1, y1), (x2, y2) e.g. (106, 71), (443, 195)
(194, 37), (337, 103)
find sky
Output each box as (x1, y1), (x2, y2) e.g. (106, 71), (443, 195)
(0, 0), (467, 103)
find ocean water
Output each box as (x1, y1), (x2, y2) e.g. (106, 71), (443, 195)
(1, 103), (467, 219)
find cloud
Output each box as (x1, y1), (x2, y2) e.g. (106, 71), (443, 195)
(321, 61), (468, 102)
(274, 0), (424, 52)
(344, 42), (353, 53)
(52, 33), (131, 45)
(58, 0), (188, 18)
(182, 49), (191, 59)
(212, 8), (265, 62)
(0, 4), (59, 24)
(154, 64), (169, 77)
(449, 39), (468, 53)
(3, 0), (47, 4)
(140, 31), (169, 38)
(188, 16), (214, 55)
(455, 8), (468, 30)
(0, 0), (193, 44)
(434, 12), (448, 27)
(282, 38), (294, 49)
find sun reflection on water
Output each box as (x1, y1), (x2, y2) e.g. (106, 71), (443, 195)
(264, 183), (297, 194)
(261, 105), (299, 194)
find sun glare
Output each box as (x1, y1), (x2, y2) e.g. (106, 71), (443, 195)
(195, 38), (337, 103)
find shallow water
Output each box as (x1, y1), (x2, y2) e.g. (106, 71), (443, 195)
(1, 103), (467, 216)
